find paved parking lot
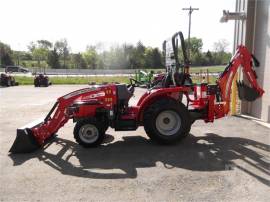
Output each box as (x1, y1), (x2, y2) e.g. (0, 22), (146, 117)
(0, 85), (269, 201)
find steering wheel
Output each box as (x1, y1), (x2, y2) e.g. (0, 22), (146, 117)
(129, 77), (143, 86)
(127, 78), (137, 94)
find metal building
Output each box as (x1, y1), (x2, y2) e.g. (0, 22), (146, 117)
(234, 0), (270, 123)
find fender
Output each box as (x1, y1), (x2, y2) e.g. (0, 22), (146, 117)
(137, 86), (191, 122)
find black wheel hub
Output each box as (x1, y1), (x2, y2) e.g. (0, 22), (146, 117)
(163, 117), (170, 124)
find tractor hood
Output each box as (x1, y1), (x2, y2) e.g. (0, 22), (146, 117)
(62, 86), (104, 100)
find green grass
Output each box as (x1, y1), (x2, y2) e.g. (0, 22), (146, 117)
(192, 76), (217, 84)
(189, 65), (225, 73)
(52, 76), (129, 85)
(15, 76), (130, 85)
(14, 76), (33, 85)
(20, 60), (48, 68)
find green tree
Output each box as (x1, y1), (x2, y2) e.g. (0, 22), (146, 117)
(0, 42), (13, 66)
(187, 37), (203, 66)
(83, 46), (98, 69)
(32, 48), (48, 67)
(205, 50), (213, 65)
(20, 51), (32, 61)
(188, 37), (203, 54)
(145, 47), (163, 68)
(71, 53), (86, 69)
(213, 39), (229, 52)
(47, 48), (60, 68)
(37, 40), (52, 49)
(55, 39), (70, 68)
(129, 41), (146, 68)
(212, 39), (231, 65)
(28, 40), (52, 68)
(11, 50), (32, 67)
(151, 48), (163, 68)
(12, 51), (21, 65)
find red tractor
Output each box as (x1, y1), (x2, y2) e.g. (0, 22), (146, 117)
(0, 73), (19, 87)
(34, 74), (52, 87)
(10, 31), (264, 153)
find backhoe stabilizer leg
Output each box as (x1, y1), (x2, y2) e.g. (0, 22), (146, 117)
(9, 128), (40, 153)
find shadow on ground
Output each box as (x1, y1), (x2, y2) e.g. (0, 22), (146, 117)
(9, 133), (270, 186)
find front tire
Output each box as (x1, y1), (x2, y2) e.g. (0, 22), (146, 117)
(143, 99), (191, 144)
(74, 119), (105, 147)
(7, 79), (11, 87)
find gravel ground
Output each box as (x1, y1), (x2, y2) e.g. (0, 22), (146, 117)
(0, 85), (269, 201)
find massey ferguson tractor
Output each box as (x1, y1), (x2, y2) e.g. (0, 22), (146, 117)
(0, 73), (19, 87)
(10, 31), (264, 153)
(34, 74), (52, 87)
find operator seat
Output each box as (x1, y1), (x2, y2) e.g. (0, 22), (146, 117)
(116, 84), (134, 111)
(162, 72), (193, 87)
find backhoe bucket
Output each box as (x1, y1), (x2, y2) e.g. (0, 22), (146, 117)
(9, 119), (43, 153)
(237, 81), (260, 101)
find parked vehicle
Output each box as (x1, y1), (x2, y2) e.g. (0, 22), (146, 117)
(5, 66), (29, 73)
(34, 74), (52, 87)
(0, 73), (19, 87)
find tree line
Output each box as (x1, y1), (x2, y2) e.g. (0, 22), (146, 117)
(0, 38), (231, 69)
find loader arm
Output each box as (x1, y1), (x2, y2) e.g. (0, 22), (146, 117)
(9, 87), (112, 153)
(217, 45), (264, 114)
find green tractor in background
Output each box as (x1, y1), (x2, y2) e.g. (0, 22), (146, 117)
(132, 70), (154, 88)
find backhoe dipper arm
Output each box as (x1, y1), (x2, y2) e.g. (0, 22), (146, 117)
(217, 45), (264, 114)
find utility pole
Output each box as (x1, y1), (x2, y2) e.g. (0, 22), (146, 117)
(182, 6), (199, 61)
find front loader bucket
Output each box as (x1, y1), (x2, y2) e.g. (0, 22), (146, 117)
(237, 81), (260, 101)
(9, 118), (45, 153)
(9, 128), (40, 153)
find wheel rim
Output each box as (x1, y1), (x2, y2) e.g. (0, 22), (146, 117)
(155, 110), (181, 136)
(79, 124), (99, 143)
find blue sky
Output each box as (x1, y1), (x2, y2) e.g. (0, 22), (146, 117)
(0, 0), (235, 52)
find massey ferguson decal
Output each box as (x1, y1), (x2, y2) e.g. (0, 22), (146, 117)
(84, 91), (106, 99)
(63, 88), (98, 99)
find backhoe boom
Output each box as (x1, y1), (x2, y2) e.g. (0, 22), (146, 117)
(217, 45), (264, 114)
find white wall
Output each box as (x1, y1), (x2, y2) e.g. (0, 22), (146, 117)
(250, 0), (270, 122)
(236, 0), (270, 123)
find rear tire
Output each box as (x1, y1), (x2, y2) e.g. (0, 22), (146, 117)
(44, 79), (49, 87)
(74, 119), (105, 148)
(143, 99), (191, 144)
(34, 80), (39, 87)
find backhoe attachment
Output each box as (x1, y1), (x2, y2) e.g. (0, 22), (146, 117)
(217, 45), (264, 114)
